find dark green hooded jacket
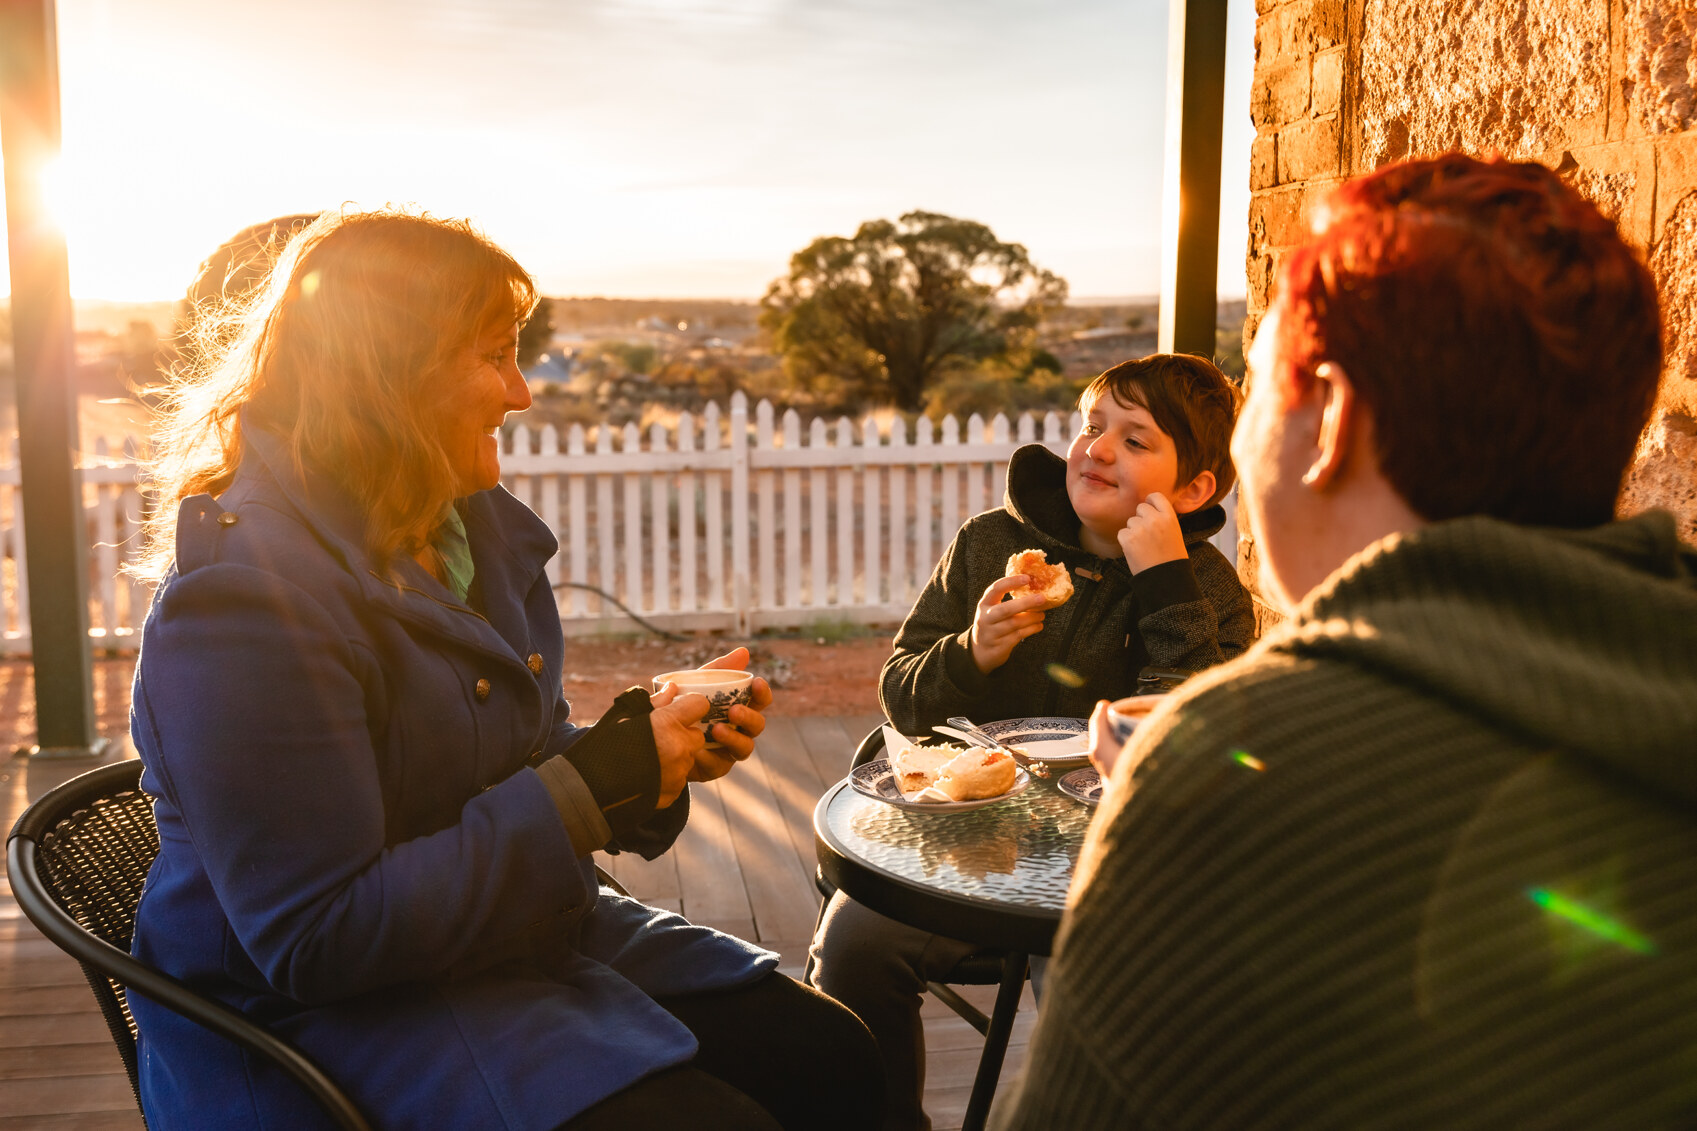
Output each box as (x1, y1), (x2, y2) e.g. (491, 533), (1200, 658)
(880, 444), (1255, 736)
(994, 510), (1697, 1130)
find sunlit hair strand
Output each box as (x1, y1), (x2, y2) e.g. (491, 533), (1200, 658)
(135, 208), (538, 581)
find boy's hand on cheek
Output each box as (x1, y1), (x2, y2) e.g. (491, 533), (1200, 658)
(1118, 492), (1189, 574)
(970, 576), (1050, 674)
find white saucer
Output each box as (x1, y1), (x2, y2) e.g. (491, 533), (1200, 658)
(977, 717), (1091, 768)
(849, 759), (1033, 813)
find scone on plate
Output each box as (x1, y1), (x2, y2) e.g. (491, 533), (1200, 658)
(889, 743), (1018, 803)
(889, 744), (958, 796)
(933, 747), (1018, 801)
(1005, 549), (1073, 610)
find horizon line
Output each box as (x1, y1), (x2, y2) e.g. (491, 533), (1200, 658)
(40, 291), (1248, 309)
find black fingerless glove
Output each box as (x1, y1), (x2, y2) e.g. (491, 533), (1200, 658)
(558, 686), (662, 842)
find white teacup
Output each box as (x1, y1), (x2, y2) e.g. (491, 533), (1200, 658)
(1106, 693), (1167, 748)
(652, 669), (755, 747)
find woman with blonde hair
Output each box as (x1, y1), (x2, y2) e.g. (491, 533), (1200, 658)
(129, 210), (882, 1131)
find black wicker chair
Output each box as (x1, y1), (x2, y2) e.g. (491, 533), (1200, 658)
(806, 726), (1029, 1131)
(7, 760), (642, 1130)
(5, 759), (374, 1130)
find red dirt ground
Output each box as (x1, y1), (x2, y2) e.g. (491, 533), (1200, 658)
(1, 634), (892, 756)
(555, 632), (892, 720)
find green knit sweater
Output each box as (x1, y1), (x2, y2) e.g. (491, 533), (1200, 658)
(993, 510), (1697, 1130)
(880, 444), (1256, 736)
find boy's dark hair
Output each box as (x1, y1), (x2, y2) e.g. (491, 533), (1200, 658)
(1081, 353), (1241, 507)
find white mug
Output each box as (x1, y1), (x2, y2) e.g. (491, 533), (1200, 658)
(1106, 693), (1167, 748)
(652, 669), (755, 747)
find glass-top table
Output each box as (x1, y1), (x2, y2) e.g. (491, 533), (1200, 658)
(812, 772), (1096, 955)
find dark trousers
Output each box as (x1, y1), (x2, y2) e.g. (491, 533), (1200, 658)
(558, 971), (885, 1130)
(807, 893), (980, 1131)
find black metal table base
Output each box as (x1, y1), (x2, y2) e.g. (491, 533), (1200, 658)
(960, 951), (1028, 1131)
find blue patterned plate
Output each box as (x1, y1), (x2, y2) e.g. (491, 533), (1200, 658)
(1057, 767), (1103, 806)
(849, 758), (1033, 813)
(977, 717), (1091, 768)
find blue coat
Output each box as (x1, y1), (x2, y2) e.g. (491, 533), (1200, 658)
(129, 431), (775, 1131)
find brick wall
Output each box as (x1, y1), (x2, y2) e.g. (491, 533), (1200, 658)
(1240, 0), (1697, 615)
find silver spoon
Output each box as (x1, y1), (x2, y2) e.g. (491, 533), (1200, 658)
(938, 717), (1050, 778)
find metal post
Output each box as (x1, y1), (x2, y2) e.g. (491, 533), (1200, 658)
(0, 0), (106, 758)
(1157, 0), (1230, 360)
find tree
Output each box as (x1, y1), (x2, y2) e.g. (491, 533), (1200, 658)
(517, 297), (555, 370)
(759, 211), (1068, 411)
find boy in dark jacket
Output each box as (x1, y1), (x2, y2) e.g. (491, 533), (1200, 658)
(881, 354), (1255, 736)
(810, 354), (1255, 1130)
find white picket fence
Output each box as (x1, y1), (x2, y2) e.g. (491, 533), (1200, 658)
(0, 392), (1237, 652)
(0, 436), (152, 655)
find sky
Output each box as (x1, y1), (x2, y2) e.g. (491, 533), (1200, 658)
(2, 0), (1257, 303)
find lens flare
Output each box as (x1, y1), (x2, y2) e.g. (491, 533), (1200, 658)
(1231, 750), (1266, 772)
(1527, 887), (1656, 956)
(38, 156), (69, 231)
(1045, 663), (1084, 688)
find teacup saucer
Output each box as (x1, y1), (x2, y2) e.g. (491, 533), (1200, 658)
(1056, 767), (1103, 806)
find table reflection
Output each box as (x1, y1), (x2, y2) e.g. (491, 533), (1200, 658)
(826, 781), (1094, 912)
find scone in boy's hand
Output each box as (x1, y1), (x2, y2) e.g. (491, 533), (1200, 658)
(969, 575), (1050, 674)
(1117, 491), (1189, 574)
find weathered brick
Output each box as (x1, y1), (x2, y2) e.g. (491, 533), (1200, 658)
(1550, 140), (1655, 249)
(1311, 47), (1343, 118)
(1253, 59), (1311, 129)
(1619, 411), (1697, 543)
(1309, 0), (1346, 49)
(1357, 0), (1607, 162)
(1654, 132), (1697, 238)
(1254, 3), (1289, 64)
(1256, 0), (1346, 67)
(1279, 116), (1343, 183)
(1650, 188), (1697, 420)
(1245, 246), (1283, 311)
(1250, 132), (1279, 191)
(1249, 186), (1314, 250)
(1624, 0), (1697, 135)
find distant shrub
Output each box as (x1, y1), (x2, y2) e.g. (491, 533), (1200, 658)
(923, 353), (1085, 421)
(924, 373), (1077, 421)
(596, 340), (658, 375)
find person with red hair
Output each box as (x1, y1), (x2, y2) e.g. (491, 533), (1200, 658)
(992, 154), (1697, 1129)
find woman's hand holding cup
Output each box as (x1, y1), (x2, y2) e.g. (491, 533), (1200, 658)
(648, 684), (709, 807)
(651, 647), (772, 796)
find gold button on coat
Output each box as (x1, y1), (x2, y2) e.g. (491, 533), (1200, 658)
(216, 512), (239, 526)
(527, 653), (544, 675)
(474, 678), (491, 701)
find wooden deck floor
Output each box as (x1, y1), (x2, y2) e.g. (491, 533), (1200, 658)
(1, 712), (1032, 1130)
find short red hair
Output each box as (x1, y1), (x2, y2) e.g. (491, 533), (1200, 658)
(1274, 153), (1662, 527)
